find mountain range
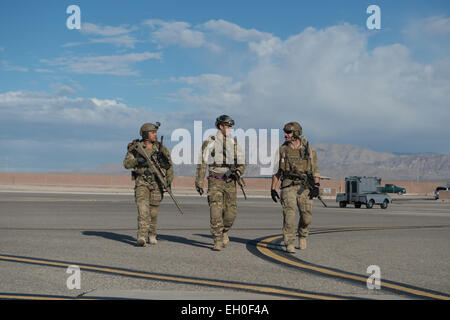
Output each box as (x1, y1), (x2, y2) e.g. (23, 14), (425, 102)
(72, 143), (450, 181)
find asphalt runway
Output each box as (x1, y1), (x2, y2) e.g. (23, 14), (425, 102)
(0, 191), (449, 300)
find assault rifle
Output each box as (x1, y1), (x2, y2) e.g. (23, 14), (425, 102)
(224, 168), (247, 200)
(303, 140), (327, 208)
(304, 173), (327, 208)
(129, 139), (185, 215)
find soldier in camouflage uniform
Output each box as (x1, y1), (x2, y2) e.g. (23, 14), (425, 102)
(195, 115), (246, 251)
(123, 122), (174, 247)
(270, 122), (320, 253)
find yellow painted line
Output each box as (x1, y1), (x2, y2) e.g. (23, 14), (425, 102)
(312, 225), (450, 233)
(0, 294), (71, 300)
(257, 228), (450, 300)
(0, 294), (94, 300)
(0, 255), (343, 300)
(311, 225), (450, 235)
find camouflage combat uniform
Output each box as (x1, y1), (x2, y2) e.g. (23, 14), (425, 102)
(274, 136), (320, 248)
(123, 139), (173, 246)
(195, 130), (246, 248)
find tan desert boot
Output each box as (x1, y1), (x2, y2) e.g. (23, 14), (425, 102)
(148, 235), (158, 245)
(223, 232), (229, 247)
(137, 237), (147, 247)
(213, 241), (223, 251)
(286, 244), (295, 253)
(298, 237), (307, 250)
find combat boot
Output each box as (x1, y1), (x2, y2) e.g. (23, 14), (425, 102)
(137, 237), (147, 247)
(286, 244), (295, 253)
(213, 241), (223, 251)
(222, 232), (229, 247)
(148, 235), (158, 245)
(298, 237), (307, 250)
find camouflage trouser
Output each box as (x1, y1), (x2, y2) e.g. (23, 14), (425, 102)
(207, 177), (237, 242)
(280, 184), (313, 246)
(135, 182), (163, 240)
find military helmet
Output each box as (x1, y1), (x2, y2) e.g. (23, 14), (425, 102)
(140, 122), (160, 139)
(283, 122), (302, 138)
(215, 115), (235, 129)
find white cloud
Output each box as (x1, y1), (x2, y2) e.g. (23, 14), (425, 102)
(248, 37), (283, 56)
(403, 15), (450, 40)
(50, 84), (77, 96)
(419, 15), (450, 36)
(1, 60), (28, 72)
(166, 24), (449, 153)
(34, 68), (53, 73)
(174, 74), (236, 87)
(145, 19), (205, 48)
(0, 91), (144, 127)
(62, 36), (140, 49)
(89, 35), (141, 48)
(170, 74), (243, 107)
(62, 22), (140, 48)
(81, 22), (136, 37)
(202, 19), (273, 42)
(3, 19), (450, 164)
(41, 52), (162, 76)
(143, 18), (281, 52)
(143, 19), (221, 51)
(0, 87), (207, 170)
(61, 42), (85, 48)
(0, 90), (200, 134)
(143, 18), (277, 52)
(401, 15), (450, 62)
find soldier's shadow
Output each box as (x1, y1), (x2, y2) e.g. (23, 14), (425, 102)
(194, 233), (286, 253)
(82, 231), (136, 246)
(157, 234), (211, 249)
(81, 231), (211, 249)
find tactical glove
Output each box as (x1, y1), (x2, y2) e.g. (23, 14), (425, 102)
(196, 186), (204, 196)
(230, 170), (240, 181)
(309, 185), (320, 199)
(271, 189), (280, 203)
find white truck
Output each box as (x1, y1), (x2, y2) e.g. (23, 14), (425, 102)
(336, 176), (392, 209)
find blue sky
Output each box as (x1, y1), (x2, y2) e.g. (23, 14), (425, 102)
(0, 1), (449, 172)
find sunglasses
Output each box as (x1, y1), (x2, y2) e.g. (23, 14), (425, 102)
(284, 130), (293, 134)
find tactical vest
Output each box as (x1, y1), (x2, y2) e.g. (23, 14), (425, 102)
(129, 140), (161, 182)
(207, 135), (238, 168)
(279, 137), (312, 187)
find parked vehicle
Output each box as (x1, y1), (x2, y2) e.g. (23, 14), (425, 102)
(435, 186), (450, 200)
(336, 176), (392, 209)
(379, 184), (406, 195)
